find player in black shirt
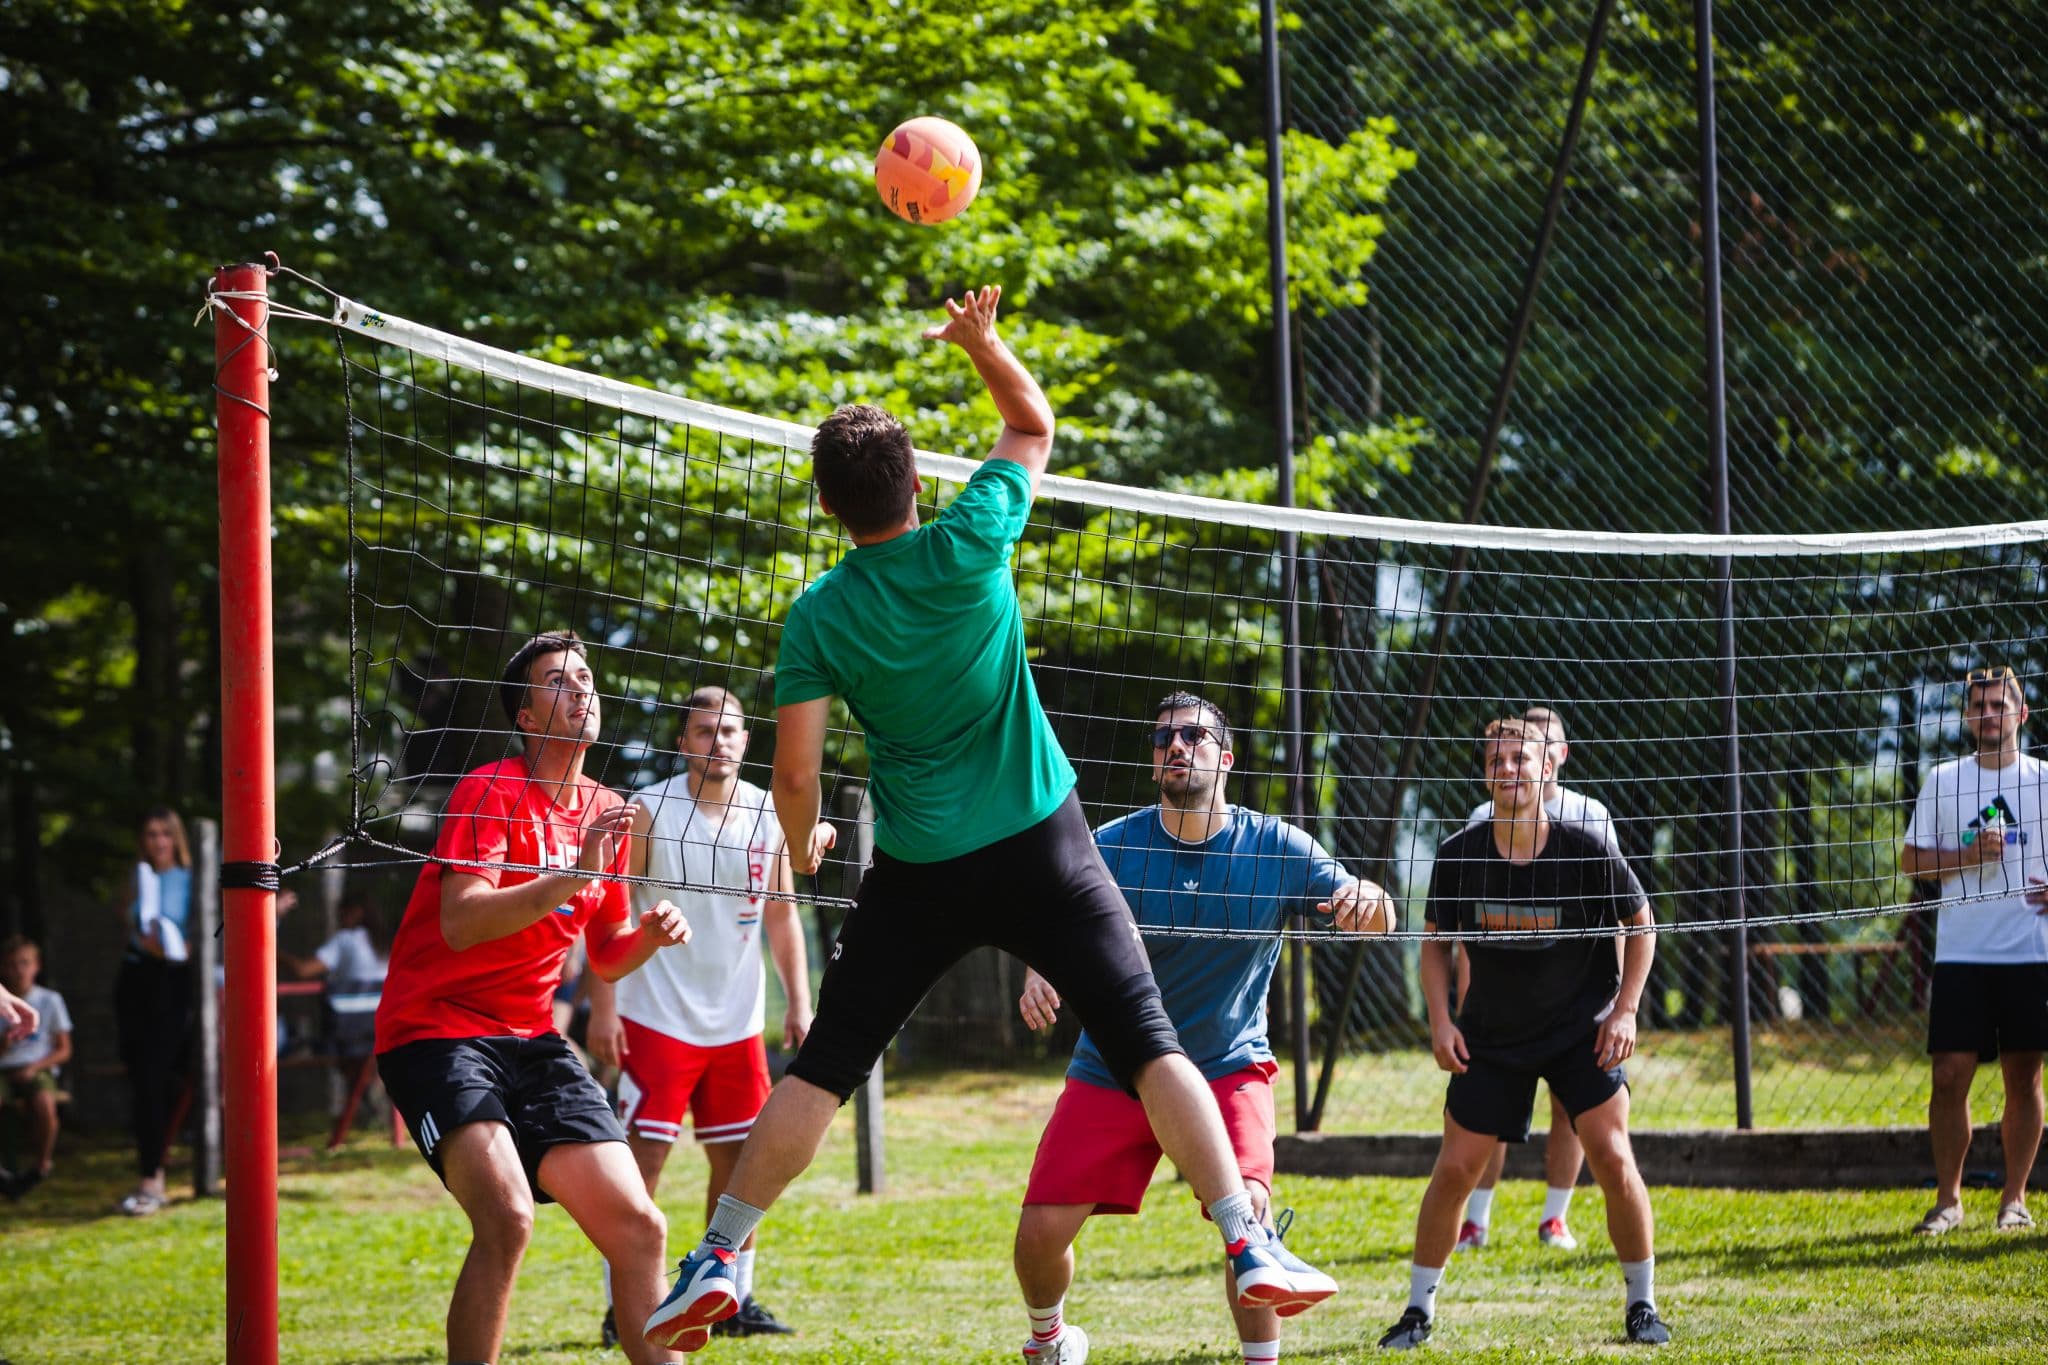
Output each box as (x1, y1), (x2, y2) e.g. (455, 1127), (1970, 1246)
(1379, 718), (1671, 1350)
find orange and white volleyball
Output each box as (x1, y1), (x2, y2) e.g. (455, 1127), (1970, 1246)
(874, 116), (983, 225)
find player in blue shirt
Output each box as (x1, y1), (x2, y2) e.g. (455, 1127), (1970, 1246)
(1012, 691), (1395, 1365)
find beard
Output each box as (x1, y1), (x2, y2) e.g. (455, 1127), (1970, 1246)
(1159, 766), (1219, 807)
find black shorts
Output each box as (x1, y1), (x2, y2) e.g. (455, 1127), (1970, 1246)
(788, 792), (1182, 1101)
(377, 1033), (625, 1203)
(1927, 961), (2048, 1060)
(1445, 1032), (1627, 1143)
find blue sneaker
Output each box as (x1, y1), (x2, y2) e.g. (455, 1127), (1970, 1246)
(1229, 1226), (1338, 1316)
(644, 1244), (740, 1353)
(1264, 1211), (1340, 1318)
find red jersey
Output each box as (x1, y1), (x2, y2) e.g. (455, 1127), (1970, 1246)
(375, 756), (629, 1052)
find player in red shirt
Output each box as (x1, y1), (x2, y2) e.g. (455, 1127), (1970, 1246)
(376, 631), (694, 1365)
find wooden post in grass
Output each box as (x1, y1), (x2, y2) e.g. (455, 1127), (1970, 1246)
(842, 784), (884, 1194)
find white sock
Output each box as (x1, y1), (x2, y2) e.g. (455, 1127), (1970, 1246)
(1542, 1186), (1575, 1223)
(1241, 1338), (1280, 1364)
(1027, 1298), (1065, 1347)
(1464, 1187), (1495, 1226)
(1621, 1256), (1656, 1309)
(735, 1247), (756, 1303)
(1408, 1262), (1442, 1318)
(1210, 1190), (1264, 1247)
(600, 1257), (613, 1309)
(704, 1192), (767, 1252)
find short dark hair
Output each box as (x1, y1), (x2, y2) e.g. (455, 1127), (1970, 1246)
(811, 404), (918, 536)
(499, 631), (588, 728)
(0, 935), (35, 959)
(1156, 690), (1233, 752)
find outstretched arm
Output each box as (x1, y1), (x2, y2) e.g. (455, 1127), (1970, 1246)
(923, 285), (1055, 490)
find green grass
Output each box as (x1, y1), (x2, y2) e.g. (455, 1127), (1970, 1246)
(1313, 1027), (1985, 1133)
(3, 1069), (2042, 1363)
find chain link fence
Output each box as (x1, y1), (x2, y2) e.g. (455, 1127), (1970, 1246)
(1284, 1), (2048, 1133)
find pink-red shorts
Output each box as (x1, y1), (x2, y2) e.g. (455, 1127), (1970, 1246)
(1023, 1061), (1278, 1214)
(616, 1020), (771, 1145)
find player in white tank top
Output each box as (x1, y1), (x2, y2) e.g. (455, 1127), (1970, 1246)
(587, 687), (822, 1343)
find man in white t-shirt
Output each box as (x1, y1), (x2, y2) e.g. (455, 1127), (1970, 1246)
(1454, 706), (1617, 1253)
(0, 936), (74, 1200)
(590, 686), (822, 1346)
(1900, 664), (2048, 1236)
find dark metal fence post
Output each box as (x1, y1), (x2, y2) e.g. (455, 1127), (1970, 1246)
(1693, 0), (1754, 1128)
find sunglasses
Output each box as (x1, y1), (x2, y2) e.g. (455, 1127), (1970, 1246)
(1966, 666), (2017, 686)
(1152, 724), (1219, 749)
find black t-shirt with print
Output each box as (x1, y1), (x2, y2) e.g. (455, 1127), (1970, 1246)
(1427, 818), (1648, 1066)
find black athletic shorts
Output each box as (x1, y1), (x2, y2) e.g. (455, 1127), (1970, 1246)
(788, 792), (1183, 1101)
(1927, 961), (2048, 1060)
(1445, 1031), (1627, 1143)
(377, 1032), (625, 1203)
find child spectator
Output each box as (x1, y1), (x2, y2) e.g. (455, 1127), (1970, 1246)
(1, 936), (73, 1200)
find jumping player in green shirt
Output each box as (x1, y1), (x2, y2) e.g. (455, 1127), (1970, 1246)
(646, 287), (1339, 1357)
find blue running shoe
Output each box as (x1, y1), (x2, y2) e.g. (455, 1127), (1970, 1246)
(1265, 1211), (1340, 1318)
(645, 1244), (740, 1353)
(1229, 1227), (1338, 1316)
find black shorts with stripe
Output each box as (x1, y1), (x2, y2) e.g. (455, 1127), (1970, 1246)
(377, 1032), (624, 1203)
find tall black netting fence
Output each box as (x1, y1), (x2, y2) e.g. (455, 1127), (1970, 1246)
(1284, 0), (2048, 1131)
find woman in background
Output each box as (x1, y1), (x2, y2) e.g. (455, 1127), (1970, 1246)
(113, 806), (195, 1216)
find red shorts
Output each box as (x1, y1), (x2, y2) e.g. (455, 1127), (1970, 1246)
(1023, 1061), (1278, 1215)
(616, 1020), (771, 1145)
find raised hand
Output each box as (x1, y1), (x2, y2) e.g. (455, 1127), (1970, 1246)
(1323, 879), (1397, 934)
(576, 802), (638, 877)
(921, 284), (1002, 353)
(637, 899), (691, 948)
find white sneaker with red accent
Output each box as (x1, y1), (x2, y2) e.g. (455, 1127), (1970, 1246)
(1453, 1219), (1489, 1252)
(1022, 1323), (1089, 1363)
(1537, 1216), (1578, 1250)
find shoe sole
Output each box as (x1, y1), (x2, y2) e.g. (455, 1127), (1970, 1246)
(645, 1291), (737, 1352)
(1237, 1278), (1338, 1316)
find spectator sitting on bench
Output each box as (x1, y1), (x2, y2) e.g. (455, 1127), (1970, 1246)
(1, 935), (74, 1201)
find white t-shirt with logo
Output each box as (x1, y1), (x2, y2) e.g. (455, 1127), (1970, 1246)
(617, 774), (784, 1047)
(0, 984), (73, 1070)
(1467, 784), (1620, 853)
(1904, 752), (2048, 963)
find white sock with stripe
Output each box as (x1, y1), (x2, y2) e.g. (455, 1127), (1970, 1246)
(1026, 1298), (1065, 1350)
(1241, 1337), (1280, 1363)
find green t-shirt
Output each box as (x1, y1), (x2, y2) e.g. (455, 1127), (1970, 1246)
(774, 458), (1076, 862)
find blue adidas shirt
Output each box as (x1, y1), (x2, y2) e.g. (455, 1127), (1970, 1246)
(1069, 805), (1350, 1089)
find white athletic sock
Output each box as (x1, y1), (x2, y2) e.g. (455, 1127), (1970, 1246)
(1027, 1298), (1065, 1347)
(601, 1256), (613, 1308)
(1621, 1256), (1656, 1309)
(1542, 1186), (1575, 1223)
(1408, 1262), (1442, 1319)
(1464, 1187), (1495, 1226)
(1241, 1337), (1280, 1363)
(735, 1247), (756, 1303)
(1210, 1190), (1264, 1248)
(703, 1192), (767, 1252)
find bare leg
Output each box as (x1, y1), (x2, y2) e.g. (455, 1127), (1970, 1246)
(702, 1138), (757, 1251)
(1997, 1051), (2044, 1210)
(544, 1141), (676, 1365)
(26, 1089), (60, 1173)
(439, 1122), (536, 1365)
(1928, 1051), (1979, 1211)
(1414, 1115), (1500, 1268)
(1014, 1203), (1091, 1312)
(1575, 1089), (1654, 1263)
(719, 1075), (840, 1213)
(1544, 1092), (1585, 1189)
(1475, 1140), (1507, 1191)
(1130, 1054), (1244, 1206)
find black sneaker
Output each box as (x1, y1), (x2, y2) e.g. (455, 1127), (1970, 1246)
(1378, 1305), (1433, 1350)
(7, 1168), (42, 1200)
(599, 1305), (618, 1349)
(1626, 1301), (1671, 1345)
(712, 1295), (795, 1337)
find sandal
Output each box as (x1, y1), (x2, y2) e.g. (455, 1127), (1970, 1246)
(1996, 1201), (2034, 1231)
(1912, 1203), (1963, 1236)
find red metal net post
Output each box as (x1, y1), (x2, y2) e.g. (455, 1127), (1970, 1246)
(212, 261), (278, 1365)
